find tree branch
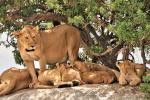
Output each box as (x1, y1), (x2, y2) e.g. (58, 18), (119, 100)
(141, 38), (147, 66)
(112, 41), (125, 56)
(78, 25), (95, 46)
(86, 24), (108, 49)
(146, 60), (150, 64)
(5, 12), (68, 26)
(6, 33), (17, 48)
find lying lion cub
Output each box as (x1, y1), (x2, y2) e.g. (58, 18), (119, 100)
(116, 60), (144, 86)
(0, 67), (31, 96)
(73, 61), (116, 84)
(38, 63), (84, 87)
(0, 67), (58, 96)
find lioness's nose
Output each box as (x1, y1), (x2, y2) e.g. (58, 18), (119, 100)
(31, 46), (34, 48)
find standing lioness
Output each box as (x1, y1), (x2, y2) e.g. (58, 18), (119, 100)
(12, 24), (81, 87)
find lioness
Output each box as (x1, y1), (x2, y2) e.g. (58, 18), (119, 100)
(73, 61), (116, 84)
(38, 63), (84, 87)
(116, 60), (142, 86)
(12, 24), (81, 87)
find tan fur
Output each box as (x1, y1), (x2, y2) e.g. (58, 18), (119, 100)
(12, 24), (81, 87)
(81, 71), (115, 84)
(116, 60), (142, 86)
(0, 67), (64, 96)
(130, 62), (145, 78)
(74, 61), (116, 84)
(38, 64), (84, 87)
(0, 67), (31, 96)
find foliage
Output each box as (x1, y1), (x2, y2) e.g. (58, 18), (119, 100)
(139, 71), (150, 99)
(140, 76), (150, 93)
(12, 49), (24, 65)
(90, 45), (104, 53)
(107, 0), (150, 46)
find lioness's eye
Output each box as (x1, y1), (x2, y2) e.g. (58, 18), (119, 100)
(33, 36), (35, 38)
(25, 37), (28, 39)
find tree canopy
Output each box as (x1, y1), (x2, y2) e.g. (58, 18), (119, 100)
(0, 0), (150, 68)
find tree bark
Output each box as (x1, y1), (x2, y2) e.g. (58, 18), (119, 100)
(122, 46), (130, 60)
(141, 40), (146, 66)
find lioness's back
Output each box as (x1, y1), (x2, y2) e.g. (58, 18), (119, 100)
(38, 24), (81, 64)
(48, 24), (80, 39)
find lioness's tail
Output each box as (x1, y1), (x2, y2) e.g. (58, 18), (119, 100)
(0, 80), (16, 96)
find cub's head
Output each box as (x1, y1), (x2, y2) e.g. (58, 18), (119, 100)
(74, 61), (89, 72)
(116, 60), (141, 86)
(116, 60), (136, 74)
(12, 26), (40, 53)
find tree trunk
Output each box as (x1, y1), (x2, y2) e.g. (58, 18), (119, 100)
(141, 40), (146, 67)
(122, 46), (130, 60)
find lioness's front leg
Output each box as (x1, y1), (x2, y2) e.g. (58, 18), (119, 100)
(24, 60), (39, 87)
(39, 56), (46, 73)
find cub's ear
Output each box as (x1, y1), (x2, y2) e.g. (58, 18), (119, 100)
(116, 61), (122, 68)
(127, 59), (134, 63)
(11, 31), (21, 38)
(33, 26), (39, 33)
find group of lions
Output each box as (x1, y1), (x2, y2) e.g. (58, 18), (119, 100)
(0, 24), (145, 96)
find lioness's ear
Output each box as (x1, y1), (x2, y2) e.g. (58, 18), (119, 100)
(11, 31), (21, 38)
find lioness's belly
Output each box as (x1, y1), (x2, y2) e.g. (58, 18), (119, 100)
(41, 34), (69, 64)
(44, 47), (68, 64)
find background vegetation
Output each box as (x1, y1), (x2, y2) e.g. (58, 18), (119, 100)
(0, 0), (150, 69)
(140, 71), (150, 99)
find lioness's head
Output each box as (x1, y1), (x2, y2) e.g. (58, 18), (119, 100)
(12, 26), (40, 52)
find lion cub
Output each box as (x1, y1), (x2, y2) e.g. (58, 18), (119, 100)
(0, 67), (59, 96)
(73, 61), (116, 84)
(116, 60), (143, 86)
(0, 67), (31, 96)
(38, 63), (84, 87)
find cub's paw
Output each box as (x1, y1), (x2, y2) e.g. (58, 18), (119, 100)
(104, 77), (114, 84)
(119, 79), (127, 85)
(129, 79), (141, 86)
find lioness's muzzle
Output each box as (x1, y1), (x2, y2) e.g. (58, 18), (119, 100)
(25, 49), (35, 52)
